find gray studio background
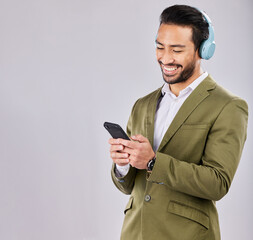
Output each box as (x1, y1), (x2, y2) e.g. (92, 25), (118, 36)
(0, 0), (252, 239)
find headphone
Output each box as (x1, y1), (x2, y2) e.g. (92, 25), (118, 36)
(198, 9), (216, 60)
(156, 8), (216, 60)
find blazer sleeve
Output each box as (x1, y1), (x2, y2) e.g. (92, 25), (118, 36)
(147, 97), (248, 201)
(110, 100), (139, 195)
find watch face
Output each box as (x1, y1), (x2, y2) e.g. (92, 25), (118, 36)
(148, 158), (156, 171)
(150, 161), (154, 170)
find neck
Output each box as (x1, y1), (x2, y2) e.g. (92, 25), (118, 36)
(169, 67), (204, 97)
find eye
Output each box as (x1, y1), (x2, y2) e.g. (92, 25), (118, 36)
(173, 50), (183, 53)
(156, 47), (164, 50)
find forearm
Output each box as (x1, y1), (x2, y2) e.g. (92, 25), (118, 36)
(148, 152), (229, 200)
(111, 163), (137, 195)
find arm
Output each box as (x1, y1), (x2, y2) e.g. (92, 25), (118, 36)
(148, 98), (248, 200)
(111, 163), (137, 195)
(110, 100), (139, 195)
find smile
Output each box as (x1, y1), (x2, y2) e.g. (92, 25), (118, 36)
(161, 64), (180, 75)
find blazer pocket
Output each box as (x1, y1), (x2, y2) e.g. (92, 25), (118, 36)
(168, 201), (209, 230)
(124, 196), (133, 215)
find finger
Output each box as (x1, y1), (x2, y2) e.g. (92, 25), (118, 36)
(130, 134), (148, 143)
(111, 152), (129, 159)
(118, 138), (137, 149)
(114, 158), (130, 165)
(108, 138), (128, 145)
(110, 144), (124, 152)
(108, 138), (120, 145)
(122, 146), (135, 155)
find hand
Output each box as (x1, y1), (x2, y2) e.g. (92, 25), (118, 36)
(108, 138), (130, 166)
(117, 134), (155, 170)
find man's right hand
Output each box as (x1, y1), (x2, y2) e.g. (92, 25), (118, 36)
(108, 138), (130, 166)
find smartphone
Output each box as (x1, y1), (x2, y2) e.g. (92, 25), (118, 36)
(104, 122), (130, 140)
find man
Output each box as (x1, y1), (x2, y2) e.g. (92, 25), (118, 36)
(108, 5), (248, 240)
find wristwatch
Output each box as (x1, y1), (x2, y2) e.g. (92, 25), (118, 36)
(147, 156), (156, 172)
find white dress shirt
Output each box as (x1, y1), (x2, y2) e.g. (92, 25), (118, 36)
(115, 72), (208, 177)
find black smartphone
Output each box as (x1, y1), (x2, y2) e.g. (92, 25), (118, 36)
(104, 122), (130, 140)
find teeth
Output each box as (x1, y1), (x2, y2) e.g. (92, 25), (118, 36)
(164, 66), (177, 71)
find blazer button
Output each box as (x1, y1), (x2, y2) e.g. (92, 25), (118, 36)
(144, 195), (151, 202)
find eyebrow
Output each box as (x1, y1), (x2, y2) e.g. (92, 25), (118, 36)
(155, 40), (186, 48)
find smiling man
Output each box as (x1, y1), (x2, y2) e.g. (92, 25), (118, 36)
(108, 5), (248, 240)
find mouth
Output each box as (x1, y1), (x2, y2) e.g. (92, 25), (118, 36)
(161, 64), (181, 76)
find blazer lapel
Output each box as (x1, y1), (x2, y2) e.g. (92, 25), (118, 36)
(145, 87), (162, 148)
(157, 75), (216, 152)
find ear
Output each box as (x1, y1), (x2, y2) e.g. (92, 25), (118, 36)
(195, 48), (202, 60)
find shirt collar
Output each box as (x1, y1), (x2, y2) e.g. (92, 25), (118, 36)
(161, 72), (208, 97)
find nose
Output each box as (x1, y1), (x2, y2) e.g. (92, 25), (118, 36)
(157, 50), (175, 65)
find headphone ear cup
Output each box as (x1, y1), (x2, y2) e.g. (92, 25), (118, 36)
(199, 40), (216, 60)
(197, 9), (216, 60)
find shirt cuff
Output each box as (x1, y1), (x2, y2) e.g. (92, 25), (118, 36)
(115, 164), (130, 178)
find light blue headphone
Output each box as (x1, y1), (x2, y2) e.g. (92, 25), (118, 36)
(198, 9), (216, 60)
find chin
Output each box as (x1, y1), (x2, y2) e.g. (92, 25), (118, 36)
(163, 74), (187, 85)
(163, 75), (178, 84)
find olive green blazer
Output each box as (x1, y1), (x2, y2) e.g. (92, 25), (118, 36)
(111, 75), (248, 240)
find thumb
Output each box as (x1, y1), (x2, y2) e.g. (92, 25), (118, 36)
(131, 134), (148, 143)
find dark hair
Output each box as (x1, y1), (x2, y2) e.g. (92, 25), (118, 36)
(160, 5), (209, 51)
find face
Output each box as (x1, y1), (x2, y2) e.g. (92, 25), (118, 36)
(156, 24), (200, 85)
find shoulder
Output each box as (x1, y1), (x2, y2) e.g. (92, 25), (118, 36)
(126, 87), (162, 135)
(127, 87), (162, 122)
(204, 75), (248, 110)
(133, 87), (162, 109)
(203, 75), (246, 104)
